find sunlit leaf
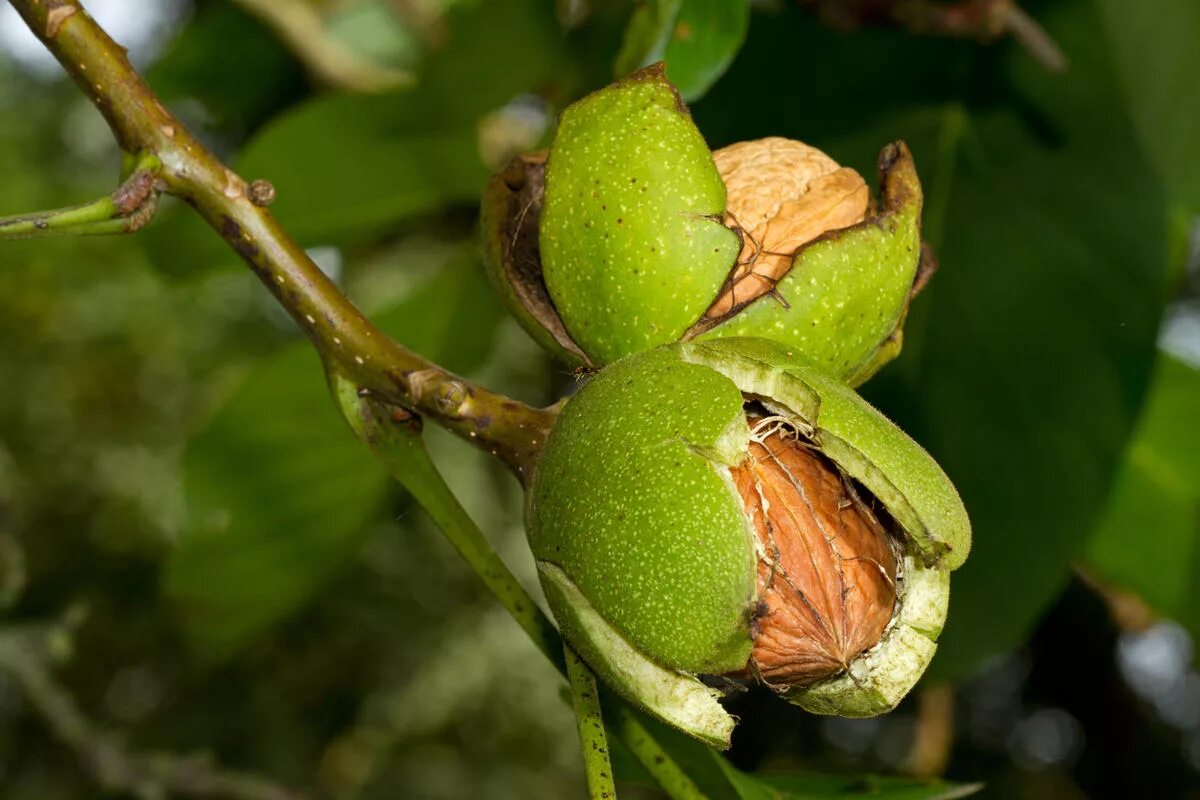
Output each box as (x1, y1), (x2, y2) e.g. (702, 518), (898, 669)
(1085, 354), (1200, 633)
(615, 0), (749, 101)
(324, 0), (424, 72)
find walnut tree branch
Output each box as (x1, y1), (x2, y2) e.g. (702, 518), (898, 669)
(8, 0), (554, 483)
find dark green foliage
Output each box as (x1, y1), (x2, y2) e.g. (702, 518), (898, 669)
(1, 0), (1198, 797)
(692, 0), (1172, 680)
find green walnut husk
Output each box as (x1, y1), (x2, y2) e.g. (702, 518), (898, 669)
(482, 65), (928, 384)
(526, 337), (970, 748)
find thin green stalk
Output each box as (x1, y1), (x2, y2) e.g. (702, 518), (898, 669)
(0, 198), (136, 239)
(332, 373), (562, 668)
(565, 645), (617, 800)
(331, 374), (709, 800)
(0, 152), (160, 240)
(606, 702), (709, 800)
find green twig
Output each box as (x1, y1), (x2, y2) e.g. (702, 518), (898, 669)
(0, 151), (160, 240)
(606, 702), (709, 800)
(565, 645), (617, 800)
(331, 372), (562, 664)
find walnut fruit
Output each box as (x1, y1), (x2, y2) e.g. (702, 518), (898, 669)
(526, 338), (971, 748)
(482, 65), (927, 385)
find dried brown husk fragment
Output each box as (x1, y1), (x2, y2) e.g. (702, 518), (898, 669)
(707, 138), (870, 319)
(481, 151), (589, 364)
(729, 413), (899, 686)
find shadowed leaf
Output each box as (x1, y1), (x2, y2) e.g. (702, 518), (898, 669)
(166, 255), (502, 658)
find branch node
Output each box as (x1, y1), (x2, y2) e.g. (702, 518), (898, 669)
(112, 169), (156, 214)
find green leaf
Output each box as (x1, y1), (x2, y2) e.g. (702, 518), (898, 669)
(148, 3), (305, 134)
(235, 96), (486, 244)
(165, 255), (503, 658)
(615, 0), (749, 101)
(1097, 0), (1200, 212)
(609, 709), (981, 800)
(325, 0), (424, 71)
(611, 708), (979, 799)
(693, 0), (1171, 680)
(718, 759), (981, 800)
(1085, 355), (1200, 633)
(145, 0), (567, 274)
(165, 342), (386, 658)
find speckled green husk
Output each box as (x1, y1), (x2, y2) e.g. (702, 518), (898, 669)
(493, 66), (926, 383)
(539, 65), (740, 365)
(698, 143), (924, 387)
(526, 338), (970, 747)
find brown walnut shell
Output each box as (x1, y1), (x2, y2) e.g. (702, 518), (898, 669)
(729, 413), (899, 686)
(707, 138), (870, 319)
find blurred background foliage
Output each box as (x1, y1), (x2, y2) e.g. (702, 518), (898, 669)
(0, 0), (1197, 798)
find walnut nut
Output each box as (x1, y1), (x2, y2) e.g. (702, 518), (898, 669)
(733, 414), (898, 686)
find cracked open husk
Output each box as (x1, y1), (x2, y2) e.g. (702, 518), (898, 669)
(526, 338), (970, 748)
(482, 65), (927, 385)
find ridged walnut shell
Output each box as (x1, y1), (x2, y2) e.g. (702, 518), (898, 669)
(706, 138), (870, 318)
(733, 417), (898, 687)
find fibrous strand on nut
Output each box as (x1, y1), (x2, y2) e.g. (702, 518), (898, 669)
(729, 409), (898, 687)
